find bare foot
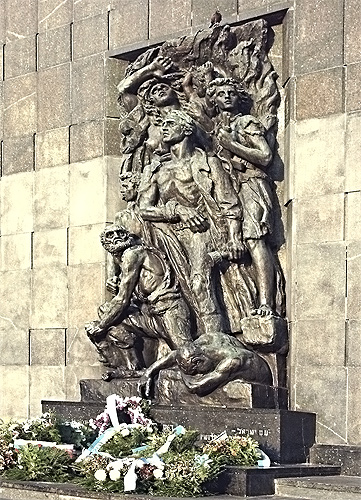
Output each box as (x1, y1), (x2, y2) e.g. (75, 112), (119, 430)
(251, 304), (274, 317)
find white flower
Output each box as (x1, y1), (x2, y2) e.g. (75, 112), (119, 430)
(109, 469), (121, 481)
(153, 468), (164, 479)
(146, 425), (154, 433)
(94, 469), (107, 481)
(133, 459), (145, 468)
(120, 428), (130, 437)
(108, 459), (126, 471)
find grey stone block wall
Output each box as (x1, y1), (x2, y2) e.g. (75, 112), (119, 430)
(0, 0), (360, 449)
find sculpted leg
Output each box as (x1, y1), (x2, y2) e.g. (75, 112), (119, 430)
(246, 238), (275, 315)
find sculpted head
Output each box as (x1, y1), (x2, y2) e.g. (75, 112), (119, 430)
(138, 78), (178, 107)
(207, 78), (247, 113)
(161, 110), (195, 145)
(176, 342), (215, 375)
(119, 171), (140, 202)
(100, 225), (138, 254)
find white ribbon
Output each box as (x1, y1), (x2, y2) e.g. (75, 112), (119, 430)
(106, 394), (120, 428)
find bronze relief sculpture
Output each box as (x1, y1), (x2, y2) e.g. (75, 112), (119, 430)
(86, 18), (288, 403)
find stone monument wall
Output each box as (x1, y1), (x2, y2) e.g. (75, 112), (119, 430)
(0, 0), (360, 448)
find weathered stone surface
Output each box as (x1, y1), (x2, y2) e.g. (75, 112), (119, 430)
(68, 263), (105, 327)
(294, 114), (345, 198)
(0, 0), (4, 43)
(73, 0), (109, 21)
(38, 25), (71, 70)
(105, 156), (123, 220)
(296, 193), (344, 244)
(104, 117), (121, 156)
(311, 444), (361, 476)
(105, 58), (127, 118)
(66, 327), (106, 367)
(38, 64), (71, 131)
(149, 0), (191, 38)
(0, 83), (3, 138)
(71, 55), (104, 123)
(346, 320), (361, 367)
(0, 367), (29, 418)
(35, 127), (69, 169)
(294, 0), (343, 74)
(295, 242), (346, 320)
(38, 0), (72, 32)
(109, 0), (148, 50)
(346, 62), (361, 112)
(0, 172), (33, 234)
(65, 365), (103, 400)
(345, 112), (361, 192)
(30, 266), (68, 328)
(345, 191), (361, 242)
(30, 329), (66, 365)
(34, 165), (69, 230)
(0, 329), (29, 365)
(69, 120), (103, 163)
(69, 158), (106, 226)
(345, 0), (361, 65)
(0, 233), (31, 271)
(192, 0), (236, 28)
(68, 224), (105, 265)
(73, 14), (108, 59)
(32, 229), (68, 268)
(346, 241), (361, 321)
(3, 134), (34, 175)
(296, 67), (343, 120)
(5, 0), (37, 40)
(239, 315), (288, 352)
(4, 73), (37, 137)
(294, 365), (347, 445)
(0, 270), (31, 330)
(282, 9), (294, 88)
(29, 366), (65, 416)
(5, 36), (36, 78)
(293, 319), (346, 367)
(347, 367), (361, 445)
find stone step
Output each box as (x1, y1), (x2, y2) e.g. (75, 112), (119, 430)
(276, 475), (361, 499)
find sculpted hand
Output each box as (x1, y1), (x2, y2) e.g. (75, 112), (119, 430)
(137, 371), (153, 398)
(217, 128), (234, 148)
(150, 56), (173, 77)
(224, 239), (247, 261)
(175, 205), (209, 233)
(85, 321), (104, 338)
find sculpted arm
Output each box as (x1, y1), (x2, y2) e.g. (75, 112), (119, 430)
(138, 351), (178, 397)
(117, 56), (173, 95)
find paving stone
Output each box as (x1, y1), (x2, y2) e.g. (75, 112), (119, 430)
(38, 63), (71, 131)
(70, 120), (103, 163)
(0, 171), (33, 235)
(32, 228), (68, 268)
(2, 134), (34, 175)
(4, 73), (37, 137)
(0, 233), (32, 271)
(34, 165), (69, 230)
(149, 0), (191, 38)
(30, 328), (66, 365)
(73, 14), (108, 59)
(38, 0), (72, 32)
(38, 24), (71, 70)
(71, 54), (104, 123)
(346, 62), (361, 112)
(35, 126), (69, 169)
(109, 0), (148, 50)
(4, 36), (36, 78)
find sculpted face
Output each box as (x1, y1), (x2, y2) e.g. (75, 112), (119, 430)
(214, 84), (239, 112)
(149, 83), (177, 106)
(100, 226), (134, 254)
(162, 117), (186, 145)
(176, 344), (214, 375)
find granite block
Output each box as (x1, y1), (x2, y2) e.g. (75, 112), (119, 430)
(0, 328), (29, 365)
(105, 58), (127, 118)
(35, 127), (69, 169)
(0, 83), (3, 139)
(345, 0), (361, 65)
(65, 365), (103, 400)
(68, 223), (105, 265)
(30, 328), (66, 365)
(296, 67), (344, 120)
(30, 266), (68, 329)
(281, 8), (294, 88)
(2, 134), (34, 175)
(104, 117), (121, 156)
(29, 366), (66, 416)
(0, 172), (33, 234)
(73, 0), (110, 21)
(69, 158), (106, 226)
(5, 0), (37, 40)
(109, 0), (148, 50)
(293, 319), (345, 367)
(32, 228), (67, 268)
(0, 0), (4, 43)
(295, 192), (344, 244)
(192, 0), (237, 28)
(149, 0), (191, 38)
(294, 365), (347, 445)
(71, 54), (104, 123)
(38, 64), (71, 131)
(268, 23), (283, 86)
(345, 112), (361, 192)
(38, 24), (71, 70)
(0, 366), (29, 419)
(38, 0), (72, 32)
(295, 242), (346, 320)
(0, 270), (31, 330)
(346, 62), (361, 112)
(346, 241), (361, 321)
(311, 444), (361, 476)
(34, 165), (69, 230)
(4, 36), (36, 78)
(345, 191), (361, 242)
(73, 14), (108, 59)
(294, 114), (345, 198)
(4, 73), (37, 137)
(346, 320), (361, 367)
(66, 327), (102, 367)
(347, 367), (361, 444)
(68, 263), (105, 327)
(69, 120), (103, 163)
(294, 0), (343, 75)
(105, 156), (123, 220)
(0, 233), (32, 271)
